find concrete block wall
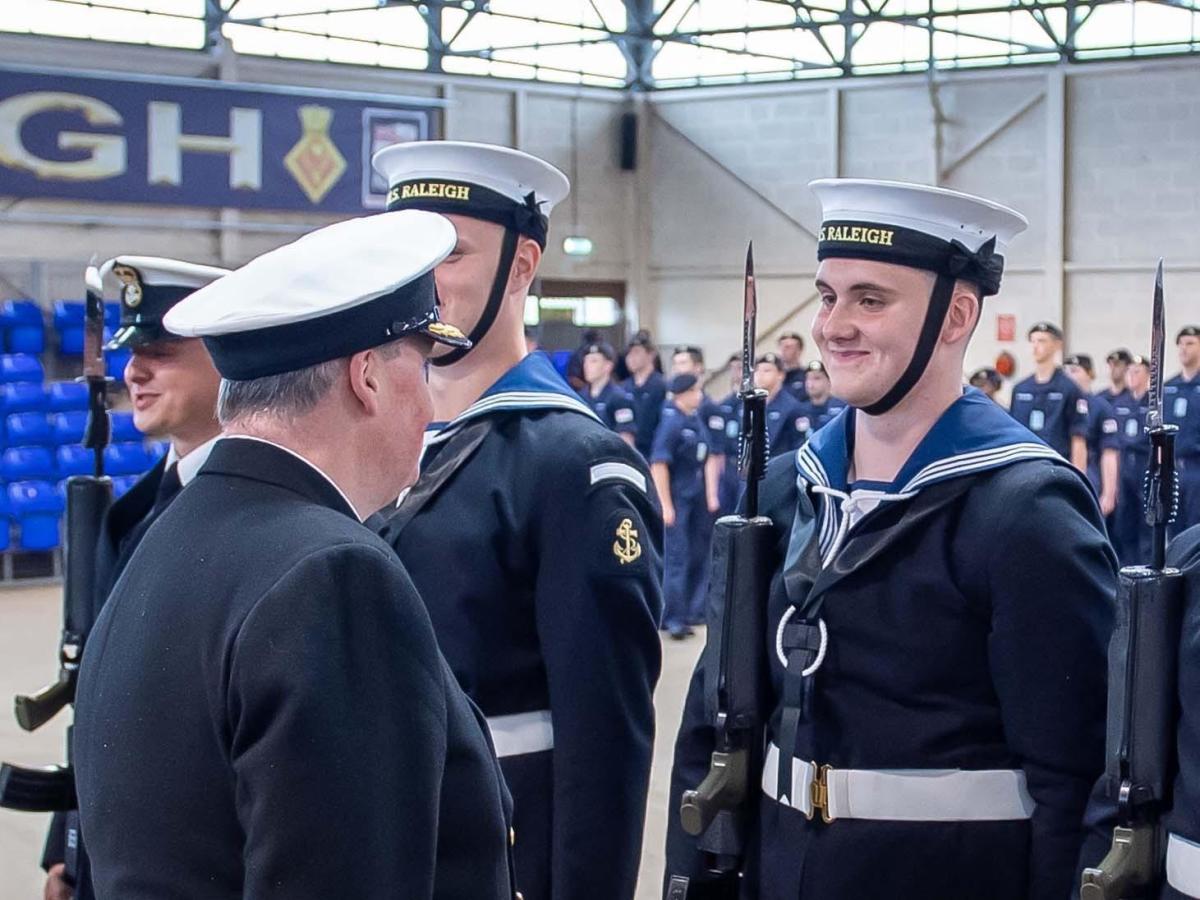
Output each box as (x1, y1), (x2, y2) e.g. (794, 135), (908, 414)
(646, 60), (1200, 384)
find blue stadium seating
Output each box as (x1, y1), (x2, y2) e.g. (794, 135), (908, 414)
(51, 412), (87, 446)
(2, 446), (55, 481)
(2, 382), (48, 415)
(110, 411), (141, 442)
(53, 300), (86, 356)
(106, 348), (131, 382)
(7, 413), (53, 447)
(47, 381), (88, 412)
(111, 474), (141, 498)
(1, 354), (44, 384)
(104, 442), (153, 476)
(146, 440), (170, 459)
(2, 301), (46, 355)
(105, 302), (120, 329)
(8, 481), (64, 551)
(56, 445), (93, 478)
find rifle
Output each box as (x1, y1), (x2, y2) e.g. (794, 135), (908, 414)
(1081, 260), (1184, 899)
(672, 244), (773, 896)
(0, 263), (113, 896)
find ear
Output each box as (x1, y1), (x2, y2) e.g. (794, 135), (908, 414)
(943, 284), (981, 345)
(347, 349), (382, 416)
(507, 237), (542, 297)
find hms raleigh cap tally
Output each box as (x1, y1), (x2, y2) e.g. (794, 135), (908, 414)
(810, 178), (1027, 417)
(164, 209), (468, 381)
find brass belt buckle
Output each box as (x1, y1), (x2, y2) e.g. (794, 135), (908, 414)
(808, 763), (834, 824)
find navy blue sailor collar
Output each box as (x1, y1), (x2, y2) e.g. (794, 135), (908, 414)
(426, 350), (599, 445)
(794, 388), (1064, 559)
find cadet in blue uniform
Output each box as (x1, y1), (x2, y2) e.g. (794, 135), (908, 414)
(968, 366), (1003, 403)
(778, 331), (810, 401)
(1009, 321), (1090, 470)
(373, 141), (663, 900)
(1064, 353), (1120, 518)
(666, 179), (1115, 900)
(753, 352), (806, 458)
(624, 331), (667, 459)
(1099, 348), (1133, 407)
(716, 353), (744, 515)
(651, 373), (720, 640)
(75, 212), (516, 900)
(1165, 524), (1200, 899)
(1166, 326), (1200, 536)
(793, 359), (846, 440)
(41, 257), (225, 900)
(1112, 355), (1153, 566)
(578, 341), (638, 446)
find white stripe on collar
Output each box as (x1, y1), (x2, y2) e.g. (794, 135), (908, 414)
(220, 434), (363, 521)
(798, 440), (1061, 562)
(427, 390), (599, 446)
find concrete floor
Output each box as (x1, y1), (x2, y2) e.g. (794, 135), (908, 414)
(0, 583), (703, 899)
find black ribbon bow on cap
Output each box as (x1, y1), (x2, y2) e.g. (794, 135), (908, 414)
(946, 235), (1003, 294)
(513, 190), (546, 233)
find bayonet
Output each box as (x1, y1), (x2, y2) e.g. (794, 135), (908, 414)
(738, 243), (769, 517)
(742, 243), (756, 398)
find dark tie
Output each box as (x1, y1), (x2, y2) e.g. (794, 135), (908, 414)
(149, 462), (182, 518)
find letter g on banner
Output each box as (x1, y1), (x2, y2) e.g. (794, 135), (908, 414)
(0, 92), (126, 181)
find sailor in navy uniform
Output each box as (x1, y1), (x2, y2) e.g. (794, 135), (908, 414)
(1164, 524), (1200, 899)
(1100, 348), (1134, 407)
(651, 373), (720, 640)
(1166, 326), (1200, 535)
(778, 331), (810, 401)
(74, 212), (516, 900)
(666, 179), (1115, 900)
(716, 353), (744, 515)
(624, 331), (667, 459)
(41, 256), (226, 900)
(1009, 321), (1090, 471)
(1064, 353), (1121, 519)
(754, 352), (806, 458)
(578, 341), (638, 447)
(793, 360), (846, 441)
(373, 141), (663, 900)
(1113, 355), (1153, 566)
(968, 366), (1003, 403)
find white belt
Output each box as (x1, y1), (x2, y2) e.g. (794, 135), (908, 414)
(1168, 832), (1200, 897)
(762, 741), (1036, 823)
(486, 710), (554, 758)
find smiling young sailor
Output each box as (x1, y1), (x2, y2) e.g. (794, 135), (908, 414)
(665, 179), (1118, 900)
(372, 141), (664, 900)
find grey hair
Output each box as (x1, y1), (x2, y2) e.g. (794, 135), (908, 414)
(217, 358), (346, 427)
(215, 338), (416, 428)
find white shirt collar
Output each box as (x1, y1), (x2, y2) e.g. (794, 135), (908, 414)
(165, 434), (221, 487)
(219, 434), (363, 521)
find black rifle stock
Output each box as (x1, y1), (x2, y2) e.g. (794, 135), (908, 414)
(1082, 262), (1182, 899)
(678, 245), (773, 885)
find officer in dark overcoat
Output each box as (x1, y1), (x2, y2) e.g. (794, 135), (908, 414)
(42, 255), (225, 900)
(74, 211), (517, 900)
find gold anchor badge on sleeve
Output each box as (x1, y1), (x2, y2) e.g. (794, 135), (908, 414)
(613, 517), (642, 565)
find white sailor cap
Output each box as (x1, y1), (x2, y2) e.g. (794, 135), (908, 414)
(371, 141), (570, 248)
(809, 179), (1028, 296)
(99, 256), (229, 350)
(164, 210), (469, 381)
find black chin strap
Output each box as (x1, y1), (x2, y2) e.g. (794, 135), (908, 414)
(432, 228), (520, 368)
(860, 271), (957, 417)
